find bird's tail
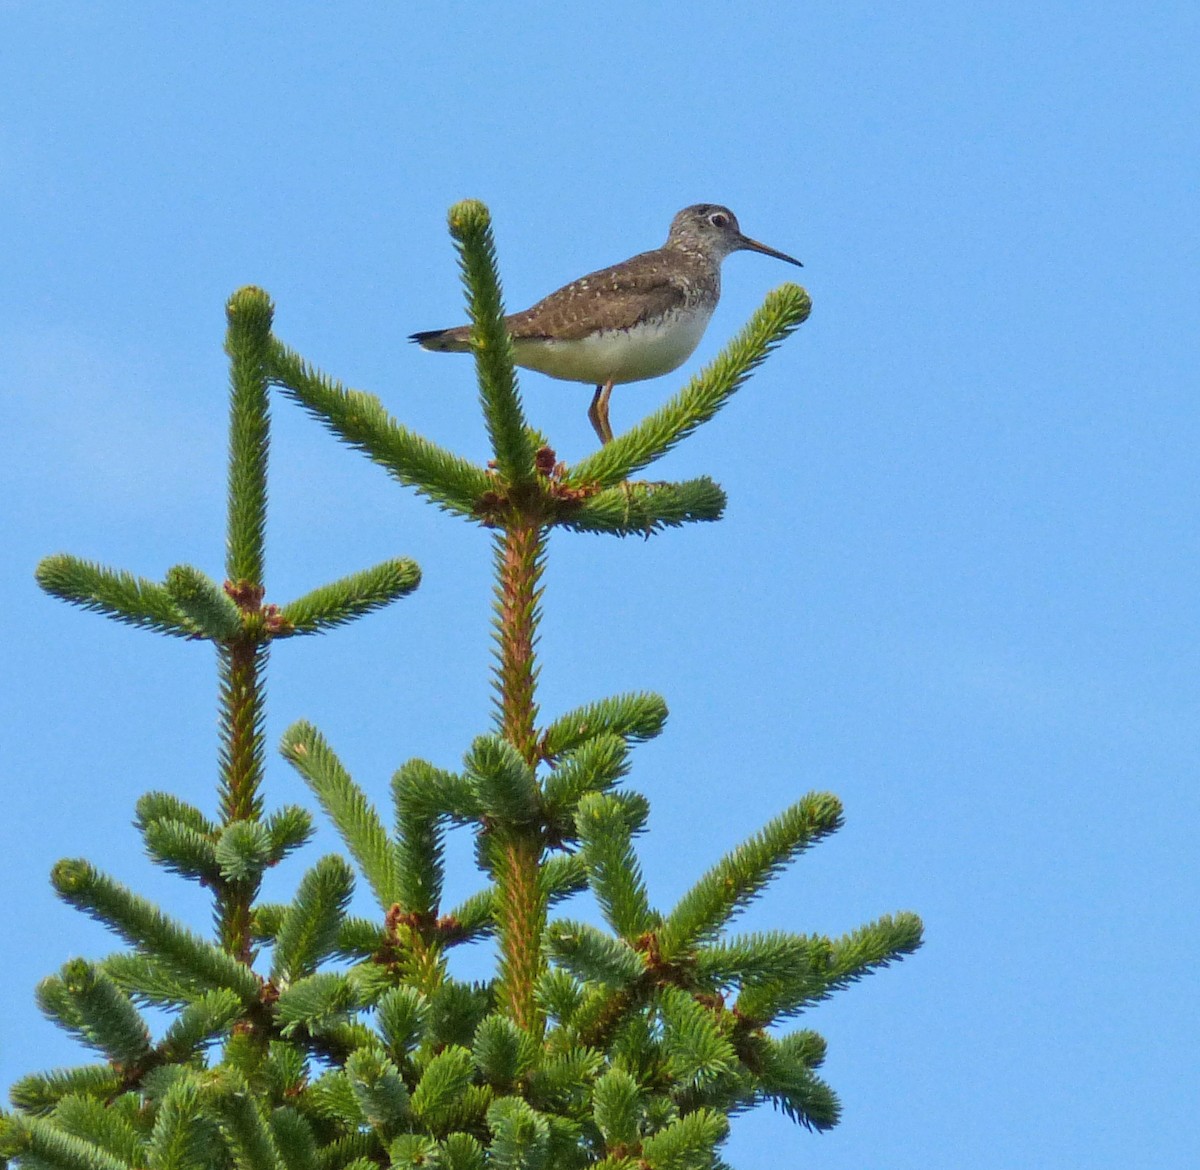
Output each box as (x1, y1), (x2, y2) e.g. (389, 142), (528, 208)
(408, 326), (472, 353)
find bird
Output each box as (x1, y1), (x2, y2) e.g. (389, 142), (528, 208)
(409, 204), (802, 445)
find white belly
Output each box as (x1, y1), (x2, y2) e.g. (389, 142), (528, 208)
(511, 306), (713, 386)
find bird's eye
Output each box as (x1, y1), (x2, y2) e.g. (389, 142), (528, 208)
(709, 212), (729, 228)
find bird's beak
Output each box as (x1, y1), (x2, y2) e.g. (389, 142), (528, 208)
(736, 234), (803, 267)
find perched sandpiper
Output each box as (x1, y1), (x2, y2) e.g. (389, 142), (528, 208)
(410, 204), (802, 445)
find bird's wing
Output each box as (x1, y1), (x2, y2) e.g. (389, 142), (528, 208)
(504, 251), (694, 341)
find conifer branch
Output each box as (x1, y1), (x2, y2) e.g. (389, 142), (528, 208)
(465, 735), (541, 825)
(488, 516), (549, 1033)
(391, 761), (452, 918)
(569, 284), (811, 488)
(264, 1109), (317, 1170)
(490, 830), (548, 1034)
(211, 1071), (288, 1170)
(638, 1108), (728, 1170)
(752, 1034), (840, 1132)
(140, 819), (221, 885)
(216, 638), (268, 960)
(47, 1095), (143, 1167)
(692, 932), (832, 990)
(410, 1046), (474, 1131)
(446, 200), (537, 488)
(279, 559), (422, 635)
(275, 972), (357, 1037)
(557, 477), (726, 538)
(50, 860), (262, 1004)
(657, 987), (737, 1088)
(270, 856), (355, 987)
(735, 912), (923, 1024)
(441, 853), (587, 947)
(575, 793), (656, 942)
(35, 960), (152, 1068)
(281, 721), (399, 912)
(345, 1048), (410, 1137)
(147, 1077), (216, 1170)
(541, 693), (669, 759)
(164, 565), (244, 641)
(101, 953), (208, 1009)
(439, 886), (495, 942)
(592, 1067), (643, 1151)
(214, 289), (285, 967)
(390, 1135), (442, 1169)
(224, 287), (273, 587)
(265, 341), (492, 517)
(35, 555), (196, 638)
(441, 1133), (486, 1170)
(472, 1016), (537, 1089)
(214, 820), (273, 884)
(490, 524), (545, 763)
(484, 1097), (550, 1170)
(376, 986), (429, 1062)
(135, 793), (218, 837)
(542, 734), (631, 831)
(5, 1114), (136, 1170)
(544, 921), (645, 988)
(7, 1066), (124, 1116)
(659, 793), (844, 957)
(333, 917), (388, 960)
(263, 805), (316, 864)
(158, 989), (245, 1061)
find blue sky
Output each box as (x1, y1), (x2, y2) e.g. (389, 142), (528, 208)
(2, 3), (1198, 1166)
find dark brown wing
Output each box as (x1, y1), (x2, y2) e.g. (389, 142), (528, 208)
(503, 250), (701, 341)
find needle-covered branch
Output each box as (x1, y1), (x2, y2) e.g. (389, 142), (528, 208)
(164, 565), (244, 641)
(447, 199), (537, 487)
(735, 912), (923, 1025)
(35, 555), (197, 638)
(555, 477), (726, 537)
(542, 734), (631, 831)
(544, 921), (646, 989)
(269, 856), (355, 987)
(575, 793), (656, 943)
(569, 284), (812, 489)
(541, 692), (669, 759)
(281, 722), (399, 912)
(157, 989), (245, 1062)
(50, 860), (262, 1004)
(7, 1067), (125, 1117)
(266, 340), (492, 518)
(210, 1070), (288, 1170)
(35, 960), (152, 1068)
(752, 1033), (841, 1132)
(391, 760), (454, 919)
(658, 793), (845, 958)
(1, 1113), (136, 1170)
(224, 287), (274, 586)
(279, 558), (421, 635)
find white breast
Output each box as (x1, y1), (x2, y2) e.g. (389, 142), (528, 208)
(511, 305), (714, 386)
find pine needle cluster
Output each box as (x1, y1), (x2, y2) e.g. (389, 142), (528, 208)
(5, 201), (921, 1170)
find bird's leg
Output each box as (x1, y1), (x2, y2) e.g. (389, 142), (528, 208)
(585, 380), (643, 527)
(588, 381), (615, 446)
(597, 380), (615, 444)
(587, 385), (606, 445)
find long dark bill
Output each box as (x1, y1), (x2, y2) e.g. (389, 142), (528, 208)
(737, 235), (803, 267)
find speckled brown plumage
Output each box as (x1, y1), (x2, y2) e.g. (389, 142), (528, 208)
(412, 248), (716, 348)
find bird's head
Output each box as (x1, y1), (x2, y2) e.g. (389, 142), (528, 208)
(667, 204), (803, 268)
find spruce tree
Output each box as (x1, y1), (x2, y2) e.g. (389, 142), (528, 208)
(3, 200), (921, 1170)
